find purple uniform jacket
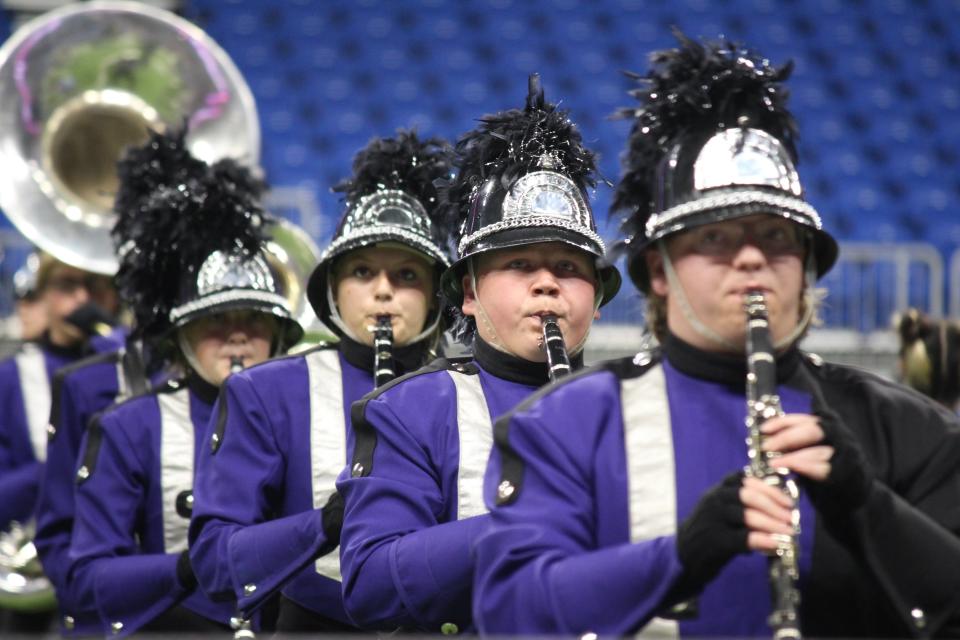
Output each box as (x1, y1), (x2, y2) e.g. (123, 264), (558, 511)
(0, 334), (118, 529)
(68, 377), (233, 636)
(475, 335), (960, 637)
(188, 344), (371, 623)
(35, 346), (153, 635)
(338, 339), (552, 633)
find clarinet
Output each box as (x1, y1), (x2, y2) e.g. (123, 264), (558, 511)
(743, 291), (802, 640)
(371, 315), (395, 387)
(540, 314), (571, 382)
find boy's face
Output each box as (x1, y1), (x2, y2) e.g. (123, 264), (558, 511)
(333, 245), (435, 347)
(462, 242), (599, 362)
(41, 263), (118, 346)
(646, 214), (806, 352)
(181, 309), (277, 386)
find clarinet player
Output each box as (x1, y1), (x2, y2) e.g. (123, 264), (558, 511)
(473, 32), (960, 637)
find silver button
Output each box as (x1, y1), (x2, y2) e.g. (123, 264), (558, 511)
(186, 494), (194, 508)
(63, 615), (75, 630)
(110, 621), (123, 634)
(497, 480), (515, 501)
(352, 462), (364, 477)
(633, 350), (652, 367)
(911, 607), (926, 629)
(47, 424), (56, 437)
(76, 466), (90, 481)
(243, 583), (257, 596)
(210, 433), (220, 450)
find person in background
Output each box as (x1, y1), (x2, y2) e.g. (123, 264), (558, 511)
(34, 130), (203, 636)
(896, 308), (960, 411)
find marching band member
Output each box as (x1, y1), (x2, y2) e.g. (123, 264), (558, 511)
(188, 131), (453, 631)
(337, 76), (620, 633)
(473, 33), (960, 637)
(67, 130), (303, 636)
(34, 130), (198, 635)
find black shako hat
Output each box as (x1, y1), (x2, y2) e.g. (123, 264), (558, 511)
(439, 74), (621, 308)
(612, 30), (838, 292)
(112, 128), (303, 350)
(305, 130), (455, 339)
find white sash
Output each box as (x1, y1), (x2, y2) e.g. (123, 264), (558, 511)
(15, 343), (51, 462)
(307, 349), (347, 581)
(621, 365), (680, 638)
(449, 370), (493, 520)
(158, 387), (194, 554)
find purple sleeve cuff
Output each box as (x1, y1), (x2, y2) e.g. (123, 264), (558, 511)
(388, 515), (489, 631)
(0, 461), (41, 527)
(227, 509), (327, 615)
(92, 553), (187, 636)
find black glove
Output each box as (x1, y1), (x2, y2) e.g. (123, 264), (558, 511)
(64, 302), (115, 338)
(805, 409), (874, 517)
(673, 472), (748, 598)
(320, 491), (345, 549)
(176, 550), (197, 591)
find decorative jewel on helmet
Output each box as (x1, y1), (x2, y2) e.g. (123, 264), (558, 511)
(440, 73), (621, 307)
(112, 127), (303, 352)
(612, 30), (839, 291)
(307, 130), (455, 339)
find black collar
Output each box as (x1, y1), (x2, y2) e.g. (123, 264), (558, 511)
(662, 332), (802, 389)
(472, 336), (584, 387)
(186, 374), (220, 405)
(37, 331), (91, 360)
(338, 333), (430, 376)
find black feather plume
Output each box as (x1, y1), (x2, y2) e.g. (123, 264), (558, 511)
(443, 73), (598, 238)
(334, 129), (454, 254)
(612, 29), (797, 241)
(111, 128), (270, 341)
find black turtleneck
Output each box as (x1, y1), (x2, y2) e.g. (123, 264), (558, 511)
(338, 333), (431, 377)
(472, 336), (585, 387)
(186, 373), (220, 405)
(661, 331), (802, 389)
(37, 331), (93, 360)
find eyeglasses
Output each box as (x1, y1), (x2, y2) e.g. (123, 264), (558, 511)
(46, 275), (114, 295)
(681, 220), (807, 259)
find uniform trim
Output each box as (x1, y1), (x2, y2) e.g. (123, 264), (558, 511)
(49, 350), (122, 441)
(210, 342), (338, 454)
(493, 353), (659, 506)
(449, 370), (493, 520)
(76, 414), (105, 485)
(307, 349), (346, 581)
(350, 356), (475, 478)
(16, 343), (51, 461)
(158, 387), (194, 554)
(621, 364), (680, 637)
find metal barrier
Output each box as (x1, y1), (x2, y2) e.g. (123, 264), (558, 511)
(950, 248), (960, 319)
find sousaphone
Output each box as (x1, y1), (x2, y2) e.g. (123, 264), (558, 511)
(0, 0), (260, 275)
(0, 1), (313, 612)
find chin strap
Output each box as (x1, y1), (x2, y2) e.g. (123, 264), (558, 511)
(325, 280), (440, 347)
(468, 258), (601, 359)
(467, 259), (510, 354)
(659, 241), (739, 352)
(658, 241), (817, 352)
(177, 331), (220, 387)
